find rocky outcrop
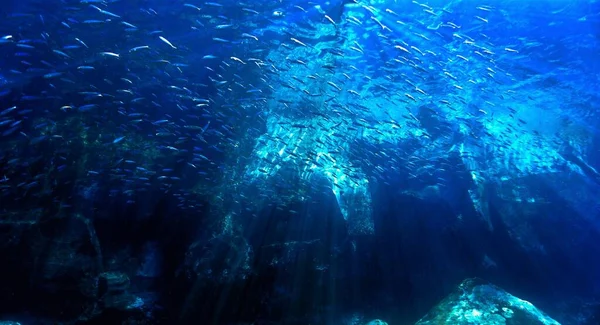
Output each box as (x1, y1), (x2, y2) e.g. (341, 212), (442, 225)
(415, 278), (560, 325)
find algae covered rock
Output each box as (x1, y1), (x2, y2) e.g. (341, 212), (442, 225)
(366, 320), (389, 325)
(98, 272), (142, 311)
(415, 278), (560, 325)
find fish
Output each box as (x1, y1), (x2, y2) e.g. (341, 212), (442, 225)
(130, 45), (150, 52)
(0, 0), (592, 281)
(99, 51), (120, 58)
(158, 36), (177, 49)
(89, 5), (121, 18)
(184, 4), (202, 11)
(113, 136), (126, 143)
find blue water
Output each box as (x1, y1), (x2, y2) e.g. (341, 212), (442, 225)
(0, 0), (599, 324)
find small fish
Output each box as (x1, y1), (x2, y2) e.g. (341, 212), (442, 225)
(290, 38), (307, 47)
(130, 45), (150, 52)
(121, 21), (137, 29)
(231, 57), (246, 64)
(89, 5), (121, 18)
(99, 51), (120, 58)
(241, 33), (258, 41)
(83, 19), (105, 24)
(475, 16), (488, 23)
(43, 72), (63, 79)
(324, 15), (336, 26)
(158, 36), (177, 49)
(53, 50), (71, 58)
(184, 4), (202, 11)
(242, 8), (259, 14)
(0, 120), (14, 127)
(0, 106), (17, 116)
(113, 136), (126, 143)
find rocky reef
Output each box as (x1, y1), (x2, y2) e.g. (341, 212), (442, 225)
(415, 278), (560, 325)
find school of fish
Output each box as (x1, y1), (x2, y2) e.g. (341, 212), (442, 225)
(0, 0), (598, 228)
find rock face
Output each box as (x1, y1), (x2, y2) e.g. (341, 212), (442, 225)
(97, 272), (141, 311)
(415, 278), (560, 325)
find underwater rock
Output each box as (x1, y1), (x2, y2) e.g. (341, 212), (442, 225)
(137, 241), (163, 278)
(77, 271), (152, 324)
(401, 185), (443, 203)
(97, 272), (139, 310)
(485, 172), (600, 302)
(414, 278), (560, 325)
(183, 233), (252, 284)
(365, 320), (388, 325)
(19, 214), (103, 319)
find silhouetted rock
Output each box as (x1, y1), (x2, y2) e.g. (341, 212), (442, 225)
(97, 272), (141, 311)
